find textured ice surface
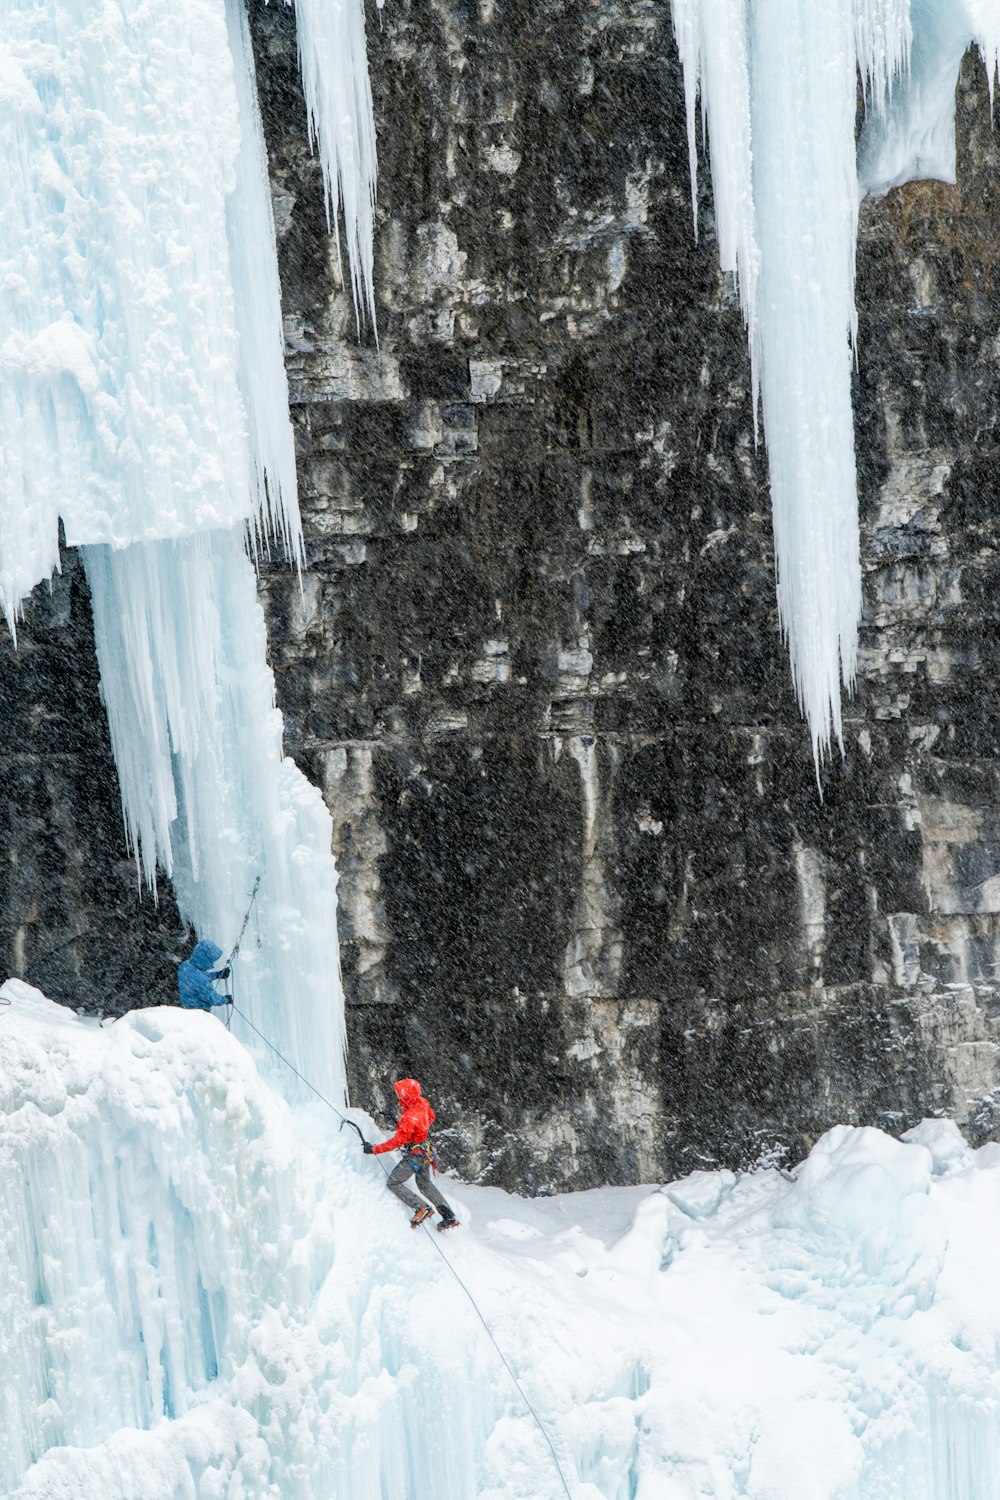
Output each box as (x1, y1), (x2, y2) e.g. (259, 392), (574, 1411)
(0, 0), (262, 623)
(860, 1), (1000, 194)
(672, 0), (996, 767)
(6, 983), (1000, 1499)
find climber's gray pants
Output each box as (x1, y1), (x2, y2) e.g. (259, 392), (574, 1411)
(387, 1154), (454, 1217)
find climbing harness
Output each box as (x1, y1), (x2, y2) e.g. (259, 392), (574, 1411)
(229, 1001), (575, 1500)
(404, 1139), (441, 1171)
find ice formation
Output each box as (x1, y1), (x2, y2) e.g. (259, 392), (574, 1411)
(82, 531), (344, 1101)
(672, 0), (998, 766)
(292, 0), (379, 327)
(0, 0), (381, 1100)
(6, 982), (1000, 1499)
(226, 0), (302, 556)
(0, 0), (256, 623)
(860, 2), (1000, 194)
(0, 0), (375, 619)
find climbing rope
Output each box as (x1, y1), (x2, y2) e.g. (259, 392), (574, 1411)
(229, 1001), (575, 1500)
(226, 877), (262, 968)
(222, 876), (262, 1031)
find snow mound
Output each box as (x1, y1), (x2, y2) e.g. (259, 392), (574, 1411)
(5, 983), (1000, 1497)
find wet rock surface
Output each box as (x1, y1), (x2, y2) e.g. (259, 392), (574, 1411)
(249, 7), (1000, 1189)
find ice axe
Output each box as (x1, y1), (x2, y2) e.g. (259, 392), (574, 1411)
(340, 1117), (371, 1151)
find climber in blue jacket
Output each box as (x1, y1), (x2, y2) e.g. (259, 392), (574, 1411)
(177, 940), (231, 1011)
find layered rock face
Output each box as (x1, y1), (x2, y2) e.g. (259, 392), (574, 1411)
(251, 4), (1000, 1190)
(2, 4), (999, 1192)
(0, 553), (187, 1015)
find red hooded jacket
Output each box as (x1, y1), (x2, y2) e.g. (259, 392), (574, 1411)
(371, 1078), (435, 1155)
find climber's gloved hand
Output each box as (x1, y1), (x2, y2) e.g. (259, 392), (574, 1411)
(362, 1140), (374, 1155)
(217, 966), (231, 981)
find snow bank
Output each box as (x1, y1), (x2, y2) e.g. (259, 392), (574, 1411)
(5, 982), (1000, 1498)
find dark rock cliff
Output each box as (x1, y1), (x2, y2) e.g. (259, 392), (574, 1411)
(1, 3), (998, 1192)
(0, 551), (187, 1015)
(251, 4), (1000, 1189)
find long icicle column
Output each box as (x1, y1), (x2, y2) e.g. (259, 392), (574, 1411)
(0, 0), (378, 1101)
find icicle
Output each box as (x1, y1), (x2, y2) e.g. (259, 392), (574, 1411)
(750, 1), (865, 763)
(226, 0), (304, 562)
(292, 0), (379, 330)
(82, 530), (345, 1104)
(670, 0), (761, 414)
(672, 0), (911, 766)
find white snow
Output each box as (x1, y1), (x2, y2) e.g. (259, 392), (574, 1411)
(671, 0), (998, 767)
(6, 982), (1000, 1499)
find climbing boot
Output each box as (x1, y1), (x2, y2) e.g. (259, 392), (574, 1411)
(410, 1206), (434, 1229)
(437, 1212), (460, 1232)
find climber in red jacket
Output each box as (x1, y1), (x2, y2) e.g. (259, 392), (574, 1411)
(363, 1077), (460, 1230)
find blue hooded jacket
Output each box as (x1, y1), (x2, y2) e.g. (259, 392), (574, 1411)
(177, 940), (227, 1010)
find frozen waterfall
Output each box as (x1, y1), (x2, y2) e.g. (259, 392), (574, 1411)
(860, 1), (1000, 194)
(0, 0), (260, 622)
(671, 0), (997, 767)
(0, 0), (378, 1101)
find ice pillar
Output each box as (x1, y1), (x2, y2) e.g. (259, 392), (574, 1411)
(293, 0), (379, 326)
(672, 0), (911, 765)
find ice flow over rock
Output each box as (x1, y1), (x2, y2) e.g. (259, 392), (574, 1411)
(672, 0), (997, 767)
(0, 0), (378, 1102)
